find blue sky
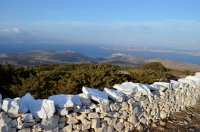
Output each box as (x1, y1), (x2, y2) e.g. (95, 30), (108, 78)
(0, 0), (200, 49)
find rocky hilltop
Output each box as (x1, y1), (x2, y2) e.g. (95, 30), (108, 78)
(1, 72), (200, 131)
(100, 53), (200, 71)
(0, 50), (94, 66)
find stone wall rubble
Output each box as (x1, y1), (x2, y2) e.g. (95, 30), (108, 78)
(1, 72), (200, 132)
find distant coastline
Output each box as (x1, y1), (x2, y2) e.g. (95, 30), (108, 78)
(0, 44), (200, 65)
(103, 46), (200, 57)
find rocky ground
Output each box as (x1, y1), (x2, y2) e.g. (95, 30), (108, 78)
(151, 101), (200, 132)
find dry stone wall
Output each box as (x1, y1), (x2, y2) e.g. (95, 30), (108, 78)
(1, 72), (200, 132)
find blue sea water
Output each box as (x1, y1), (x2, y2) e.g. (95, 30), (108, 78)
(0, 44), (200, 65)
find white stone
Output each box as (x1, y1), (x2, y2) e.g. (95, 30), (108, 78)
(88, 113), (99, 118)
(8, 98), (21, 116)
(48, 94), (82, 109)
(107, 126), (114, 132)
(82, 124), (91, 131)
(0, 112), (12, 125)
(103, 88), (125, 102)
(10, 119), (17, 127)
(110, 103), (121, 112)
(178, 78), (196, 85)
(100, 105), (110, 113)
(1, 98), (11, 112)
(18, 128), (31, 132)
(82, 86), (109, 105)
(22, 121), (36, 128)
(108, 112), (120, 118)
(92, 118), (100, 128)
(195, 72), (200, 76)
(21, 93), (52, 116)
(114, 122), (124, 131)
(170, 80), (181, 89)
(21, 113), (33, 122)
(185, 76), (200, 84)
(57, 108), (68, 116)
(121, 102), (129, 111)
(78, 93), (91, 105)
(151, 82), (171, 91)
(113, 82), (152, 95)
(160, 111), (167, 119)
(19, 93), (34, 111)
(0, 125), (10, 132)
(80, 118), (92, 125)
(76, 113), (87, 120)
(2, 97), (28, 117)
(153, 82), (171, 89)
(59, 122), (65, 129)
(36, 99), (55, 118)
(41, 115), (59, 130)
(30, 99), (55, 119)
(66, 115), (79, 124)
(60, 125), (72, 132)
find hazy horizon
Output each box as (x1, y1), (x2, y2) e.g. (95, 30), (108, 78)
(0, 0), (200, 49)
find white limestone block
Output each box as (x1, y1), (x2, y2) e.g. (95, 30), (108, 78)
(21, 93), (55, 119)
(113, 82), (152, 95)
(151, 82), (172, 92)
(195, 72), (200, 76)
(2, 97), (28, 116)
(171, 80), (189, 89)
(113, 83), (136, 95)
(20, 93), (35, 113)
(21, 113), (33, 122)
(1, 98), (11, 112)
(77, 93), (91, 105)
(8, 98), (21, 116)
(178, 78), (196, 85)
(41, 115), (59, 130)
(82, 86), (109, 105)
(48, 94), (82, 109)
(153, 82), (171, 89)
(103, 88), (125, 102)
(170, 80), (180, 89)
(30, 99), (55, 119)
(185, 76), (200, 84)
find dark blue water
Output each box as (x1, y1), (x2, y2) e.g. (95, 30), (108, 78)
(0, 44), (200, 65)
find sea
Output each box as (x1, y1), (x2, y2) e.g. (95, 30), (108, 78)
(0, 44), (200, 65)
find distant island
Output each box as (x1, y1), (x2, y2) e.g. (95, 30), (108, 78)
(0, 50), (200, 71)
(103, 45), (200, 57)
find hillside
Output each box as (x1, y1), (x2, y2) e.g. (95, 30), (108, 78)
(1, 50), (200, 71)
(100, 53), (200, 71)
(0, 50), (94, 66)
(0, 62), (193, 99)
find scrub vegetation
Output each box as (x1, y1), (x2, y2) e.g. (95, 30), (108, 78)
(0, 62), (192, 98)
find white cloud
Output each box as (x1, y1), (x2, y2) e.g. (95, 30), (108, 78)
(0, 27), (22, 34)
(0, 20), (200, 48)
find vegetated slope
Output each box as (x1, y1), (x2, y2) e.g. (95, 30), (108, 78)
(100, 53), (200, 71)
(100, 53), (146, 66)
(146, 58), (200, 72)
(0, 50), (95, 66)
(0, 62), (192, 99)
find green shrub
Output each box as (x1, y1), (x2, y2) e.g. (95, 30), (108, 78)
(0, 63), (192, 99)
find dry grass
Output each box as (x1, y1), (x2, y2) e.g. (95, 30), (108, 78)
(150, 102), (200, 132)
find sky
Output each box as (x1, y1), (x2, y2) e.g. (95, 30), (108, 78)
(0, 0), (200, 49)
